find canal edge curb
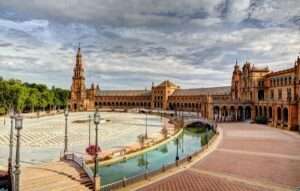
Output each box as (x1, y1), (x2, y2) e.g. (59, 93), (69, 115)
(118, 126), (223, 191)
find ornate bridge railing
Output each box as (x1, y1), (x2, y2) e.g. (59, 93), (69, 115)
(64, 152), (97, 188)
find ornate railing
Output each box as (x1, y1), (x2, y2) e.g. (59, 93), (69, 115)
(64, 152), (94, 183)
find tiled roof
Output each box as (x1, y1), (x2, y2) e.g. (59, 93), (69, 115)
(97, 90), (151, 96)
(171, 86), (231, 96)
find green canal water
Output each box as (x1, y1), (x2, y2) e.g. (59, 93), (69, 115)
(96, 128), (214, 186)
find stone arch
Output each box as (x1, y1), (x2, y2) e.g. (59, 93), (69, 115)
(277, 107), (282, 121)
(268, 107), (272, 119)
(263, 106), (267, 117)
(259, 106), (263, 117)
(230, 106), (235, 121)
(283, 107), (288, 124)
(255, 106), (258, 117)
(221, 106), (228, 120)
(245, 106), (251, 120)
(238, 106), (243, 120)
(213, 106), (220, 120)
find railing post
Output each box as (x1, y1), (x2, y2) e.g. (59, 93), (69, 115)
(94, 175), (101, 191)
(144, 169), (148, 180)
(122, 177), (127, 187)
(161, 164), (166, 172)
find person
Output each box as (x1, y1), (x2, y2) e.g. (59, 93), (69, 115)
(187, 155), (192, 162)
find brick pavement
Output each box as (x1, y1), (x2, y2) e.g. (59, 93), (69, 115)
(137, 123), (300, 191)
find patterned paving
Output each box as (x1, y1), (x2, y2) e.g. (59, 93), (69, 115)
(0, 112), (164, 165)
(138, 123), (300, 191)
(138, 170), (270, 191)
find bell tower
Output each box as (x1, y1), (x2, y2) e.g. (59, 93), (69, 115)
(70, 44), (86, 111)
(231, 59), (242, 101)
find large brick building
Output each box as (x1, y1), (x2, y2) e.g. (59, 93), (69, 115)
(69, 47), (300, 131)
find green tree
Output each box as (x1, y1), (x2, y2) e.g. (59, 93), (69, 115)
(0, 76), (69, 115)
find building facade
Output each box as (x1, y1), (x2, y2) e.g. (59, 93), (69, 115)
(69, 47), (300, 131)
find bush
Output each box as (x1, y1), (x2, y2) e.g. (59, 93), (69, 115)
(0, 107), (6, 115)
(255, 116), (268, 124)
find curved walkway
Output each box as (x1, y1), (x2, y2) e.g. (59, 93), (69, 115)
(136, 123), (300, 191)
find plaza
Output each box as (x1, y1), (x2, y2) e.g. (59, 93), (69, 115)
(12, 121), (300, 191)
(0, 112), (164, 166)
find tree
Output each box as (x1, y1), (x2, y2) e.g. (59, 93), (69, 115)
(25, 88), (39, 112)
(0, 77), (69, 115)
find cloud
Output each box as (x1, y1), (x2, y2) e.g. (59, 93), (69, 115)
(0, 0), (299, 89)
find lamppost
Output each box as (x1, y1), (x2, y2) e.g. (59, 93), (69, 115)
(93, 108), (100, 191)
(88, 114), (91, 146)
(145, 112), (148, 139)
(64, 108), (69, 154)
(175, 137), (179, 166)
(181, 129), (184, 153)
(14, 113), (23, 191)
(8, 109), (14, 176)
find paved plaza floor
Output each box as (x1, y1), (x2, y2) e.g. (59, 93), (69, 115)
(137, 123), (300, 191)
(0, 112), (163, 166)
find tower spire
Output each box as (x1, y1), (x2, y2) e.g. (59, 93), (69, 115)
(77, 42), (81, 56)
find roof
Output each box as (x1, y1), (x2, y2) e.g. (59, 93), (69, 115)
(171, 86), (231, 96)
(251, 66), (270, 72)
(265, 67), (295, 78)
(97, 90), (151, 96)
(157, 80), (178, 88)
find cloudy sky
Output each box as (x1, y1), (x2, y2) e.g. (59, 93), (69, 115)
(0, 0), (299, 90)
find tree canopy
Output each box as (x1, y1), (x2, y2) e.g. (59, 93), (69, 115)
(0, 77), (69, 114)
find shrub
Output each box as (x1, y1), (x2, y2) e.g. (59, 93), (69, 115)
(255, 116), (268, 124)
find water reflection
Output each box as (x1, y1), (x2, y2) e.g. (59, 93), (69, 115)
(99, 127), (214, 186)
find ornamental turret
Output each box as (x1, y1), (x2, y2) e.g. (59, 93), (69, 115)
(70, 45), (86, 111)
(231, 59), (242, 100)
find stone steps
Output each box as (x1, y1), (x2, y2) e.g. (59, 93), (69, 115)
(21, 161), (93, 191)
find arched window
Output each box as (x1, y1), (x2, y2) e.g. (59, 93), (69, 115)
(277, 107), (282, 121)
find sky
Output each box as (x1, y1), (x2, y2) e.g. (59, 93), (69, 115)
(0, 0), (299, 90)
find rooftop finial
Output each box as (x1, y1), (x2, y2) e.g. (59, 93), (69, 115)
(76, 42), (81, 57)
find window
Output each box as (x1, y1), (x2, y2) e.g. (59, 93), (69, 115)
(278, 89), (282, 100)
(271, 90), (274, 100)
(284, 77), (287, 85)
(289, 77), (292, 85)
(287, 88), (292, 101)
(270, 79), (273, 87)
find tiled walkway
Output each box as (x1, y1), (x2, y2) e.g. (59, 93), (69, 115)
(138, 123), (300, 191)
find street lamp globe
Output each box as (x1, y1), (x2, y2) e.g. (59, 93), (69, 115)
(15, 114), (23, 130)
(94, 112), (100, 125)
(64, 108), (69, 117)
(9, 109), (15, 119)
